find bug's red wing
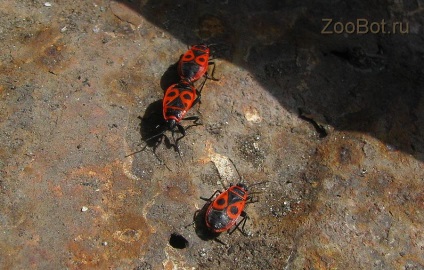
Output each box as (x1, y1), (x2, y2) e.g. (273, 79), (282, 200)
(226, 200), (246, 220)
(163, 83), (196, 113)
(211, 191), (229, 210)
(179, 90), (196, 110)
(163, 86), (180, 107)
(178, 47), (210, 82)
(182, 49), (195, 62)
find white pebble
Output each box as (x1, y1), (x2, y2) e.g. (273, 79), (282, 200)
(81, 206), (88, 212)
(92, 25), (100, 33)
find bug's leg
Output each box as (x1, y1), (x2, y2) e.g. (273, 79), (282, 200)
(152, 133), (165, 153)
(193, 92), (201, 107)
(184, 209), (200, 228)
(183, 116), (202, 128)
(200, 190), (222, 202)
(173, 118), (202, 153)
(173, 125), (186, 160)
(239, 211), (249, 235)
(151, 142), (172, 171)
(246, 195), (259, 204)
(128, 133), (171, 171)
(181, 116), (202, 134)
(163, 132), (174, 151)
(174, 124), (187, 145)
(176, 123), (186, 136)
(125, 129), (166, 157)
(229, 211), (249, 236)
(149, 133), (167, 163)
(198, 76), (207, 95)
(192, 76), (207, 111)
(192, 90), (202, 109)
(213, 237), (228, 246)
(205, 61), (219, 81)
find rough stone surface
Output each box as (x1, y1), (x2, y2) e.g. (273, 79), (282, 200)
(0, 0), (423, 269)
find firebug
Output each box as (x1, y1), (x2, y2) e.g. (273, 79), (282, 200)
(178, 44), (218, 83)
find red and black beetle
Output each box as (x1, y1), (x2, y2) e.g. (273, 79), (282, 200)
(162, 79), (200, 133)
(186, 159), (268, 238)
(178, 44), (218, 83)
(199, 173), (268, 236)
(202, 183), (251, 235)
(131, 79), (205, 158)
(152, 78), (206, 150)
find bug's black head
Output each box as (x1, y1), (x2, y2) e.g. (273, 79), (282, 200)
(192, 44), (209, 52)
(166, 119), (177, 130)
(236, 183), (248, 191)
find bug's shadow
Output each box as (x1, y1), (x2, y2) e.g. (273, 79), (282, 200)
(160, 61), (180, 91)
(192, 202), (223, 243)
(138, 100), (174, 151)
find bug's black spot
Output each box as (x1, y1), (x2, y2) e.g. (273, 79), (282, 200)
(167, 91), (177, 97)
(169, 233), (189, 249)
(198, 57), (206, 62)
(184, 53), (193, 60)
(183, 94), (191, 100)
(217, 198), (226, 205)
(230, 206), (238, 215)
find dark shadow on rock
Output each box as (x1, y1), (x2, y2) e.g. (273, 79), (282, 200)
(190, 201), (223, 242)
(138, 99), (173, 152)
(116, 0), (424, 161)
(160, 61), (180, 91)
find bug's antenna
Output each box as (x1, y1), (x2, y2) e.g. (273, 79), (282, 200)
(228, 157), (243, 182)
(125, 145), (148, 158)
(124, 129), (167, 157)
(143, 129), (167, 143)
(227, 158), (269, 189)
(248, 181), (269, 189)
(174, 132), (184, 162)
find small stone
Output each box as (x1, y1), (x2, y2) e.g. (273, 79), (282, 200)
(81, 206), (88, 212)
(199, 248), (207, 257)
(92, 25), (100, 33)
(44, 2), (52, 7)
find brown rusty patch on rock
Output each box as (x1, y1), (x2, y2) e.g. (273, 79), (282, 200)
(161, 171), (196, 203)
(113, 228), (142, 243)
(66, 161), (154, 268)
(284, 133), (424, 269)
(37, 44), (65, 73)
(103, 56), (163, 107)
(12, 26), (73, 74)
(317, 134), (366, 178)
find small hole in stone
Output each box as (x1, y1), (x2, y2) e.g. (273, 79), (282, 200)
(169, 233), (189, 249)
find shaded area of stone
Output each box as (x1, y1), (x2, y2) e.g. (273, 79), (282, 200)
(123, 0), (424, 161)
(0, 0), (422, 269)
